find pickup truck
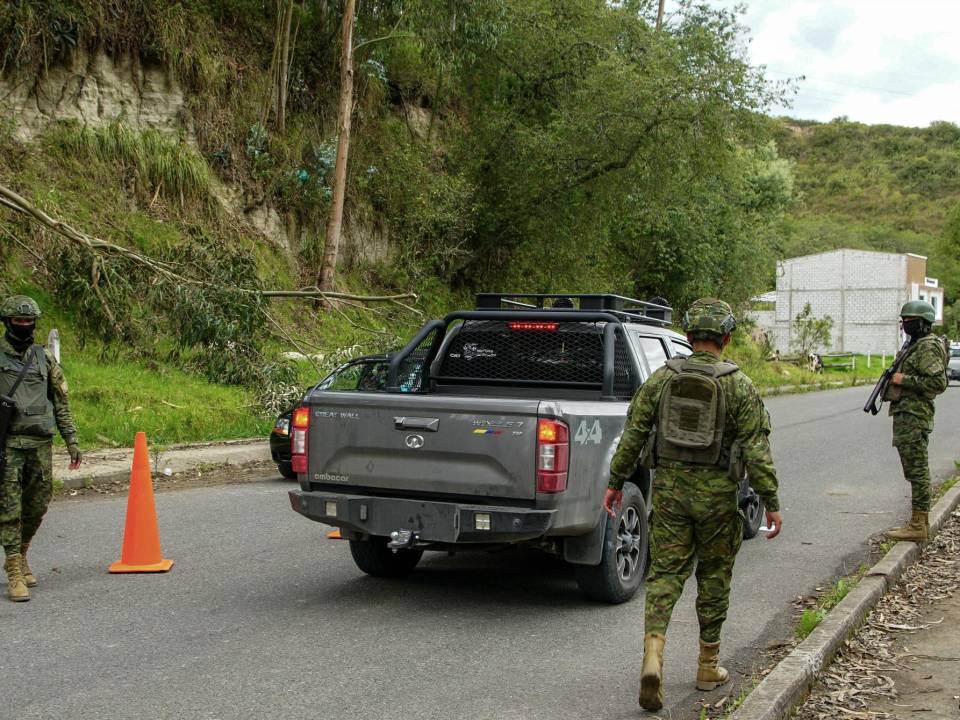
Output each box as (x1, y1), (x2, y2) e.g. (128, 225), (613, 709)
(288, 293), (763, 603)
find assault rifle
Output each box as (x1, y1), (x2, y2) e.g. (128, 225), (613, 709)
(863, 339), (911, 416)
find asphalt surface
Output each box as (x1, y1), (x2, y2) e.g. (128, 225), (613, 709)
(3, 385), (960, 720)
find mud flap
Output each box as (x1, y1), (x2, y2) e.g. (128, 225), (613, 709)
(563, 510), (607, 566)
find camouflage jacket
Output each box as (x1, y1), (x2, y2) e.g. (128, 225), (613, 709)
(0, 337), (77, 449)
(608, 351), (780, 512)
(888, 334), (947, 422)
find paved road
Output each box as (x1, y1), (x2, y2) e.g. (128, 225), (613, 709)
(4, 386), (959, 720)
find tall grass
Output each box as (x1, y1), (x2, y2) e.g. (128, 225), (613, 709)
(50, 120), (214, 209)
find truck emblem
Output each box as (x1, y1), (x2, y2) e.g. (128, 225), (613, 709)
(405, 434), (425, 449)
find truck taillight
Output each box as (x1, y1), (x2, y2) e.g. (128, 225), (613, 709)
(536, 418), (569, 493)
(290, 406), (310, 474)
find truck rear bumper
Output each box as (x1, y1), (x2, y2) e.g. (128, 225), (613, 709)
(288, 489), (556, 543)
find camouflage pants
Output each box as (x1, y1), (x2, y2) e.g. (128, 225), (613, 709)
(645, 469), (743, 644)
(0, 443), (53, 556)
(892, 413), (931, 512)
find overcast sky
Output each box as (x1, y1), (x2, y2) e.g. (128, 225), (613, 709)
(711, 0), (960, 127)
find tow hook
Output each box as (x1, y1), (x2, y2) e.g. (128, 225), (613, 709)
(388, 529), (418, 552)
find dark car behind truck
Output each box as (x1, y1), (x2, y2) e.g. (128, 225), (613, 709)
(288, 294), (763, 602)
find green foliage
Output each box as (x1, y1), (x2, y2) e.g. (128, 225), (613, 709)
(795, 607), (826, 640)
(48, 121), (214, 208)
(452, 0), (788, 306)
(791, 303), (833, 356)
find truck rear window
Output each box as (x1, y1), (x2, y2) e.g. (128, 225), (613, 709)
(435, 320), (635, 396)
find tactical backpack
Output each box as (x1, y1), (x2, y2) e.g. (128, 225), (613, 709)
(655, 358), (739, 466)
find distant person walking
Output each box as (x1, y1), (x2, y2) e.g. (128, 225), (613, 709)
(603, 298), (782, 712)
(0, 295), (81, 602)
(883, 300), (947, 541)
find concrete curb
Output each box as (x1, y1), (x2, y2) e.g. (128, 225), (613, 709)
(55, 440), (272, 490)
(730, 482), (960, 720)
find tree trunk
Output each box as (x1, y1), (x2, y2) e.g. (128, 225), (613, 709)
(276, 0), (295, 131)
(261, 0), (297, 131)
(317, 0), (356, 292)
(656, 0), (666, 30)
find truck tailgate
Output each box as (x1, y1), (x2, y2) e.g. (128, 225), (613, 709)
(306, 393), (540, 500)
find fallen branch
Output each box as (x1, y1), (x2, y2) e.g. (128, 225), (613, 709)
(262, 308), (324, 378)
(0, 182), (420, 313)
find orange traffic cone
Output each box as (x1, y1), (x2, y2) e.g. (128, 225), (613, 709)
(109, 432), (174, 573)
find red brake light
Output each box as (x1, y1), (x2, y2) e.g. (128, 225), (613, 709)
(536, 419), (569, 493)
(508, 321), (558, 331)
(291, 406), (310, 474)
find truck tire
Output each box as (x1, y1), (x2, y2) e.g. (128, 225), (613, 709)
(349, 536), (423, 578)
(277, 462), (297, 480)
(574, 482), (648, 604)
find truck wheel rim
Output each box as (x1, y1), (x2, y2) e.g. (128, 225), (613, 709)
(617, 506), (643, 582)
(745, 493), (762, 526)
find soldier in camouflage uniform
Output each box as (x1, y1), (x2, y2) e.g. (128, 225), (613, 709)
(603, 298), (782, 712)
(884, 300), (947, 542)
(0, 295), (82, 602)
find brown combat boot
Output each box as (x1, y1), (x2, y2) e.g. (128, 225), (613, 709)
(639, 632), (665, 711)
(696, 639), (729, 691)
(5, 554), (30, 602)
(886, 510), (929, 542)
(20, 543), (37, 587)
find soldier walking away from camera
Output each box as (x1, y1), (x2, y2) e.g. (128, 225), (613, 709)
(0, 295), (81, 602)
(603, 298), (782, 712)
(884, 300), (947, 542)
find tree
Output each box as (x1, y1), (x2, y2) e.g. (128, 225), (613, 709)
(317, 0), (357, 292)
(452, 0), (789, 300)
(262, 0), (302, 132)
(791, 303), (833, 356)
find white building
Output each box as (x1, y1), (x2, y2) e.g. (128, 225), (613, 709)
(750, 249), (944, 355)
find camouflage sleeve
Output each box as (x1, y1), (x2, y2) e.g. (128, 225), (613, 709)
(46, 350), (78, 443)
(608, 368), (669, 491)
(901, 340), (947, 397)
(732, 376), (780, 512)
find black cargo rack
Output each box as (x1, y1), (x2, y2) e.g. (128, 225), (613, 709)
(474, 293), (672, 327)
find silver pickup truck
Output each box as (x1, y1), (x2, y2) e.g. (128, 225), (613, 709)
(288, 293), (764, 603)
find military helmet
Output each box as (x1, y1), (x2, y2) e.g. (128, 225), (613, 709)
(682, 297), (737, 337)
(900, 300), (935, 324)
(0, 295), (42, 319)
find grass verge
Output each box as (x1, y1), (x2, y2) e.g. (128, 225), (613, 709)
(795, 569), (865, 641)
(67, 354), (271, 448)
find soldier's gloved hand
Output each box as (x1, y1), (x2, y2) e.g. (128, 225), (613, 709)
(603, 488), (623, 519)
(67, 443), (83, 470)
(764, 510), (782, 540)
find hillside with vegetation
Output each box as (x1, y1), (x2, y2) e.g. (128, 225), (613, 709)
(2, 2), (950, 447)
(772, 119), (960, 334)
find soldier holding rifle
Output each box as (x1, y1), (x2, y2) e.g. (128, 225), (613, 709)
(865, 300), (948, 541)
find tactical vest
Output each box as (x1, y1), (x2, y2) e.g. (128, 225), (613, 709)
(0, 346), (55, 437)
(655, 357), (739, 466)
(883, 334), (948, 403)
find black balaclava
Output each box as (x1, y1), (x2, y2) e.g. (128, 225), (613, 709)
(902, 317), (930, 342)
(3, 318), (35, 353)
